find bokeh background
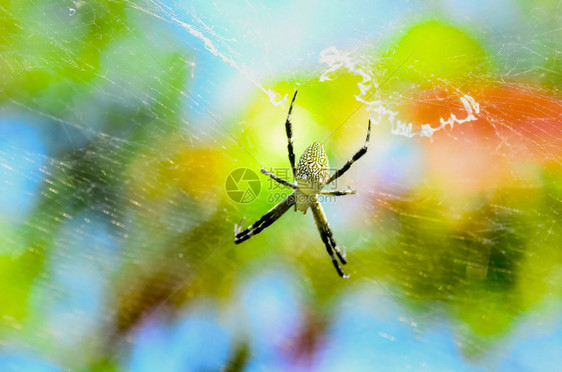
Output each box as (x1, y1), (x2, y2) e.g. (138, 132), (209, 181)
(1, 0), (561, 371)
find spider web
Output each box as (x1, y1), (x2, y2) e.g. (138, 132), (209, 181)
(0, 0), (561, 371)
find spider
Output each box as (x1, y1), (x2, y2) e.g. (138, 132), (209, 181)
(234, 90), (371, 278)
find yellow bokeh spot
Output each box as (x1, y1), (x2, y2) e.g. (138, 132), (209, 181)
(389, 20), (489, 82)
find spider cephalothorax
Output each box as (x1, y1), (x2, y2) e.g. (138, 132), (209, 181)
(234, 90), (371, 277)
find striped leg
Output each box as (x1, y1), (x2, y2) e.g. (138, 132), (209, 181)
(260, 167), (296, 189)
(310, 200), (348, 278)
(325, 120), (371, 186)
(285, 90), (298, 180)
(235, 193), (295, 244)
(319, 189), (356, 196)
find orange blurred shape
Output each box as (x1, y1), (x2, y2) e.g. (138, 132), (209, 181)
(399, 83), (562, 192)
(174, 146), (226, 200)
(128, 137), (226, 204)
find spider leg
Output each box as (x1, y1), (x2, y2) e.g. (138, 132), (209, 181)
(319, 188), (356, 196)
(260, 167), (297, 189)
(325, 120), (371, 186)
(310, 200), (348, 278)
(285, 90), (298, 180)
(234, 217), (245, 235)
(235, 193), (295, 244)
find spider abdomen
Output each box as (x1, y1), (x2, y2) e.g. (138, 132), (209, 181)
(296, 141), (330, 194)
